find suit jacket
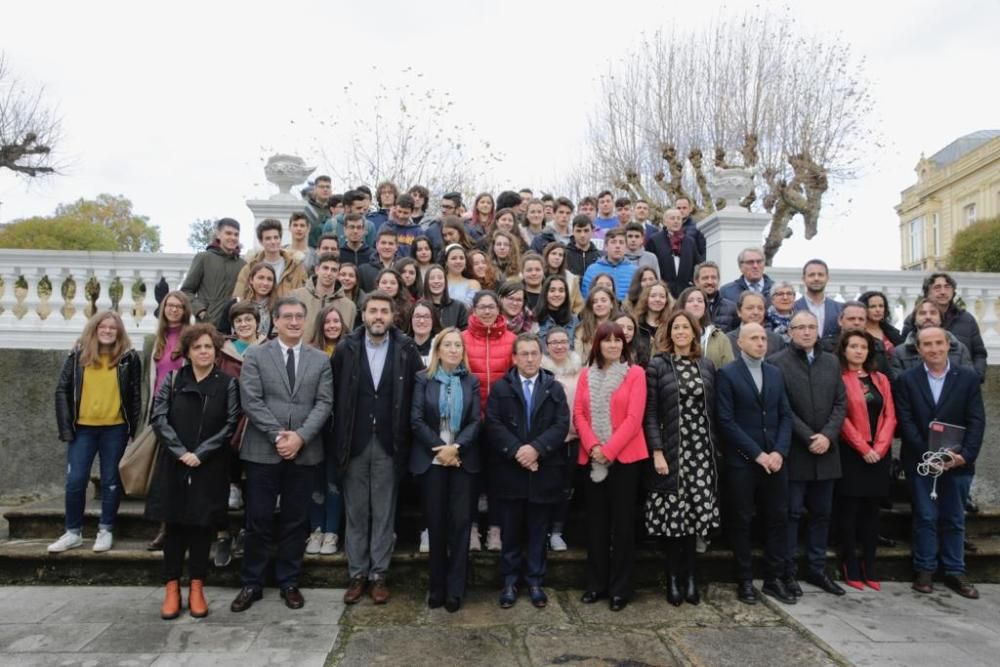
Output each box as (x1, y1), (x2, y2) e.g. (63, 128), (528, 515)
(646, 229), (702, 297)
(793, 297), (843, 339)
(727, 326), (786, 360)
(485, 367), (570, 504)
(769, 345), (847, 481)
(719, 274), (774, 305)
(239, 339), (333, 466)
(716, 357), (793, 468)
(894, 363), (985, 475)
(410, 370), (482, 475)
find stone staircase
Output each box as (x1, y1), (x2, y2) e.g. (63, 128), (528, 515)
(3, 492), (1000, 589)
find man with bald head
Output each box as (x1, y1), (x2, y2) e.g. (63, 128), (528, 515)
(717, 323), (796, 605)
(895, 326), (985, 599)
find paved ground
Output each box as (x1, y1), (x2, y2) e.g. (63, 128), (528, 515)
(780, 582), (1000, 667)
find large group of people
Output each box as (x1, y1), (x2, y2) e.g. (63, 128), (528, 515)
(47, 182), (988, 620)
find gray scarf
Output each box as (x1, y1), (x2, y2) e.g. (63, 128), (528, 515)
(588, 361), (629, 480)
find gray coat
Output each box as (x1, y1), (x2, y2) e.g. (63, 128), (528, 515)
(769, 345), (846, 482)
(239, 339), (333, 466)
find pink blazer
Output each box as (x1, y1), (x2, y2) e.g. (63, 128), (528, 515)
(573, 364), (649, 464)
(840, 370), (897, 459)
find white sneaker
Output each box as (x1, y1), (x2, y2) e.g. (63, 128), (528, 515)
(320, 532), (338, 555)
(469, 524), (482, 552)
(92, 529), (113, 553)
(486, 526), (502, 552)
(419, 529), (430, 553)
(305, 528), (323, 555)
(228, 484), (244, 510)
(47, 531), (83, 553)
(549, 533), (568, 551)
(477, 493), (488, 514)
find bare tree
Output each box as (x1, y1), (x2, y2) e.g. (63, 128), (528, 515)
(0, 53), (60, 177)
(586, 11), (877, 264)
(304, 66), (504, 197)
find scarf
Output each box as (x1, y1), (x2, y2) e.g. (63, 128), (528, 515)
(434, 365), (467, 435)
(588, 361), (629, 481)
(670, 229), (685, 256)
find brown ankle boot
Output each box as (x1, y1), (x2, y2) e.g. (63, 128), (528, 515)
(161, 580), (181, 620)
(189, 579), (208, 618)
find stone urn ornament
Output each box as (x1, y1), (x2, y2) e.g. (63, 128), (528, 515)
(264, 154), (316, 201)
(707, 150), (757, 209)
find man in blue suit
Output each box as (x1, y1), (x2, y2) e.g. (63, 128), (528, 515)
(793, 259), (842, 339)
(895, 327), (985, 599)
(717, 323), (796, 606)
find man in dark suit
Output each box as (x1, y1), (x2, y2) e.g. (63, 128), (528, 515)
(727, 291), (786, 359)
(646, 207), (702, 297)
(333, 291), (423, 605)
(792, 259), (842, 339)
(486, 334), (570, 610)
(717, 323), (795, 605)
(719, 247), (774, 305)
(770, 311), (847, 597)
(231, 296), (334, 613)
(895, 326), (985, 599)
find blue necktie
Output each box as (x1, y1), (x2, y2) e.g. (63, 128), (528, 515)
(523, 379), (533, 432)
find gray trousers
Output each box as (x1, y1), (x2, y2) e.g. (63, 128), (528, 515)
(342, 437), (399, 580)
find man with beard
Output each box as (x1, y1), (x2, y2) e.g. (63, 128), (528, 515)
(793, 259), (842, 339)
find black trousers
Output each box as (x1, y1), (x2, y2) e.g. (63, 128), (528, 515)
(839, 495), (880, 580)
(241, 459), (317, 591)
(551, 440), (579, 531)
(420, 465), (474, 600)
(163, 523), (214, 582)
(726, 464), (789, 582)
(584, 460), (641, 599)
(664, 535), (697, 577)
(498, 498), (554, 588)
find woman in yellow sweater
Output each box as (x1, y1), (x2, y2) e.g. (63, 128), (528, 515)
(50, 311), (143, 554)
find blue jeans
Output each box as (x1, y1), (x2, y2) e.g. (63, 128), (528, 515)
(786, 479), (835, 577)
(907, 469), (971, 575)
(309, 455), (342, 534)
(64, 424), (129, 532)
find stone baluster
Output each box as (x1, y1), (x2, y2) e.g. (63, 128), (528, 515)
(0, 266), (17, 324)
(18, 267), (43, 324)
(135, 270), (158, 325)
(116, 271), (137, 329)
(92, 269), (114, 314)
(65, 269), (89, 329)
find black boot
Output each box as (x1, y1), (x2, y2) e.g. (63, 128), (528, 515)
(667, 574), (683, 607)
(685, 573), (701, 605)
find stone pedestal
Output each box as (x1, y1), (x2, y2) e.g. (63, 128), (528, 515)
(697, 207), (770, 284)
(243, 154), (315, 249)
(245, 198), (307, 248)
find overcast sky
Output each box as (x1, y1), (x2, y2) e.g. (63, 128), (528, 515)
(1, 0), (997, 270)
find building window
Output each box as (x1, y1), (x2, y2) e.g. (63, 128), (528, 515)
(964, 203), (977, 226)
(931, 213), (940, 256)
(909, 217), (924, 263)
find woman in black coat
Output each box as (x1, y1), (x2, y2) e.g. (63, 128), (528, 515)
(410, 327), (481, 613)
(644, 311), (719, 607)
(145, 323), (241, 620)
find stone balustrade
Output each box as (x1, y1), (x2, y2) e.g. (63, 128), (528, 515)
(1, 249), (999, 362)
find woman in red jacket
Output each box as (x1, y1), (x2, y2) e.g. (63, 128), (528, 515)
(573, 321), (648, 611)
(837, 330), (896, 591)
(462, 290), (517, 551)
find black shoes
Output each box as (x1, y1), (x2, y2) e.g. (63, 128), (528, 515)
(280, 586), (305, 609)
(609, 596), (628, 612)
(781, 576), (804, 598)
(803, 570), (846, 596)
(580, 590), (606, 604)
(737, 580), (759, 604)
(499, 585), (518, 609)
(213, 535), (232, 568)
(685, 575), (701, 605)
(230, 586), (262, 613)
(444, 597), (462, 613)
(666, 576), (683, 607)
(762, 578), (797, 605)
(528, 586), (548, 608)
(428, 593), (445, 609)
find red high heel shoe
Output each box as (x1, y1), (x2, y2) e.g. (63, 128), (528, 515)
(861, 563), (880, 592)
(842, 564), (865, 591)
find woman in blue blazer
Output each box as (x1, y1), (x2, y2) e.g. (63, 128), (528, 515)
(410, 327), (482, 613)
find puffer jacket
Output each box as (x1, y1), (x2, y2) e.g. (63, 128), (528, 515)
(462, 314), (517, 411)
(642, 355), (718, 495)
(55, 347), (143, 441)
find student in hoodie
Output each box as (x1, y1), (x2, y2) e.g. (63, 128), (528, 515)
(623, 222), (660, 279)
(290, 253), (357, 342)
(581, 229), (636, 302)
(304, 175), (334, 248)
(380, 194), (426, 259)
(359, 229), (402, 293)
(368, 181), (399, 230)
(182, 218), (246, 325)
(531, 197), (575, 254)
(565, 215), (601, 277)
(232, 219), (307, 300)
(324, 190), (377, 249)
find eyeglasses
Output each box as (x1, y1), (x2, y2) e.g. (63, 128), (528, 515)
(741, 259), (764, 265)
(772, 291), (795, 298)
(790, 324), (818, 331)
(278, 313), (306, 321)
(547, 339), (569, 346)
(164, 303), (185, 310)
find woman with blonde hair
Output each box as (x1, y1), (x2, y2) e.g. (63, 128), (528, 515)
(50, 310), (143, 554)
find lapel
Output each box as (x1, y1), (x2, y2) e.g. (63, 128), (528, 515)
(268, 341), (292, 395)
(915, 370), (937, 413)
(426, 375), (442, 424)
(935, 368), (959, 411)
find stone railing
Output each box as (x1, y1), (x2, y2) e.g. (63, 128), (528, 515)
(1, 250), (999, 361)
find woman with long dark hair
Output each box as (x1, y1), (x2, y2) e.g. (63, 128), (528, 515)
(644, 310), (719, 606)
(444, 244), (481, 308)
(489, 230), (522, 281)
(498, 281), (535, 335)
(410, 236), (437, 278)
(406, 300), (444, 363)
(534, 275), (579, 348)
(859, 290), (903, 358)
(575, 286), (617, 359)
(395, 257), (424, 302)
(541, 242), (584, 314)
(50, 311), (142, 556)
(574, 321), (648, 611)
(374, 267), (412, 328)
(674, 286), (734, 370)
(467, 193), (495, 243)
(422, 264), (469, 330)
(622, 266), (659, 314)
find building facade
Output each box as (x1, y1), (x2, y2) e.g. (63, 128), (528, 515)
(897, 130), (1000, 270)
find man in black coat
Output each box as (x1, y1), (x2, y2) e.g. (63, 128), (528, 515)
(889, 297), (974, 382)
(485, 334), (570, 610)
(694, 261), (739, 332)
(895, 327), (985, 599)
(770, 311), (847, 597)
(716, 323), (795, 606)
(646, 207), (702, 297)
(332, 291), (424, 605)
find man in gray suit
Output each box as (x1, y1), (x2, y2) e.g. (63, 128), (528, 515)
(230, 296), (333, 613)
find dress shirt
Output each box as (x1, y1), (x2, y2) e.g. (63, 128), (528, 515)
(925, 361), (950, 404)
(365, 333), (390, 390)
(277, 339), (302, 377)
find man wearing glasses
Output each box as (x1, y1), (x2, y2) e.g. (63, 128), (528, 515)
(719, 247), (774, 305)
(770, 311), (847, 599)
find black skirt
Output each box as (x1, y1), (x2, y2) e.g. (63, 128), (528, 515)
(838, 442), (890, 498)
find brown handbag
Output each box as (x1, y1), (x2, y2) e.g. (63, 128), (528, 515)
(119, 372), (174, 497)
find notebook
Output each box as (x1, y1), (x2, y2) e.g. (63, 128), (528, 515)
(928, 421), (966, 453)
